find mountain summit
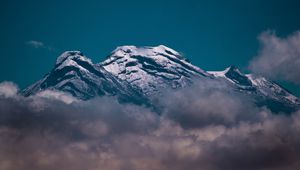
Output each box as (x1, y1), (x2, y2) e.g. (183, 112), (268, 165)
(101, 45), (210, 95)
(22, 51), (147, 104)
(23, 45), (300, 113)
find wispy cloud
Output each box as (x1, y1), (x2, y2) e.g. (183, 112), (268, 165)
(249, 30), (300, 85)
(25, 40), (44, 48)
(25, 40), (55, 51)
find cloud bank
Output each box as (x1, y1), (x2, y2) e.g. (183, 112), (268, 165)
(1, 80), (300, 170)
(249, 30), (300, 84)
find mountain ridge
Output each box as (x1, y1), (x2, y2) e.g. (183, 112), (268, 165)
(22, 45), (300, 113)
(22, 51), (148, 105)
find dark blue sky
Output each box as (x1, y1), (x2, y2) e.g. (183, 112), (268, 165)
(1, 0), (300, 94)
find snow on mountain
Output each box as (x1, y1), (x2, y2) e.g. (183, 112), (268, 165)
(101, 45), (210, 95)
(22, 45), (300, 113)
(208, 66), (299, 112)
(245, 74), (299, 104)
(209, 66), (249, 85)
(22, 51), (147, 104)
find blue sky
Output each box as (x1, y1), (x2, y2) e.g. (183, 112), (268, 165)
(1, 0), (300, 95)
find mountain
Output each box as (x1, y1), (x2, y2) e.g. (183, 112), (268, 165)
(23, 45), (300, 113)
(208, 66), (299, 112)
(22, 51), (147, 104)
(101, 45), (210, 95)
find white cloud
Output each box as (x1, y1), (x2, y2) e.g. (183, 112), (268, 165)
(0, 81), (19, 98)
(35, 90), (78, 104)
(25, 40), (55, 51)
(26, 40), (45, 48)
(249, 30), (300, 84)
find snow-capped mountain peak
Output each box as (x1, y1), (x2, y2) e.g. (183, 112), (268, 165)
(110, 45), (182, 60)
(209, 66), (252, 86)
(23, 46), (299, 113)
(56, 51), (88, 65)
(22, 51), (148, 104)
(101, 45), (210, 95)
(209, 65), (242, 77)
(54, 51), (93, 71)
